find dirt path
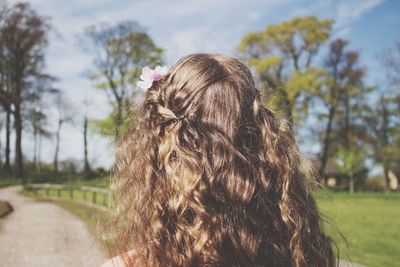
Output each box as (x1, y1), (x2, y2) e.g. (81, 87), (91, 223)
(0, 186), (106, 267)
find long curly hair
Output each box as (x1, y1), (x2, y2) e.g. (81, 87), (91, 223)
(107, 53), (337, 266)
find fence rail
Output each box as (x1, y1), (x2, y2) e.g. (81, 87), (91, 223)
(24, 183), (110, 210)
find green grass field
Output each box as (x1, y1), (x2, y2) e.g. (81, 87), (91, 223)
(0, 177), (21, 187)
(315, 190), (400, 267)
(0, 172), (109, 188)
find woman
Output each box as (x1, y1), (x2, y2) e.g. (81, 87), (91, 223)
(102, 53), (337, 267)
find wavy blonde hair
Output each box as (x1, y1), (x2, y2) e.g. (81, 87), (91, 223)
(107, 53), (337, 266)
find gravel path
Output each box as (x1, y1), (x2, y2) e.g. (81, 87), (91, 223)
(0, 186), (106, 267)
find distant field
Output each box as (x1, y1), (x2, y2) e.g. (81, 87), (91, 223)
(0, 177), (21, 187)
(315, 190), (400, 267)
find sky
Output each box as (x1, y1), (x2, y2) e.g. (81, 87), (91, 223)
(4, 0), (400, 169)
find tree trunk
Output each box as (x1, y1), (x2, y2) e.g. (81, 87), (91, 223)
(14, 102), (24, 180)
(4, 108), (11, 171)
(344, 91), (350, 147)
(37, 132), (42, 174)
(383, 166), (390, 191)
(83, 116), (92, 178)
(349, 176), (354, 194)
(53, 119), (62, 173)
(319, 105), (336, 183)
(33, 126), (38, 173)
(115, 99), (123, 141)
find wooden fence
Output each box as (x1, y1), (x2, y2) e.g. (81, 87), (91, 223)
(24, 183), (109, 210)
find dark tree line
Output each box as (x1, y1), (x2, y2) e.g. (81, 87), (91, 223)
(0, 2), (51, 181)
(0, 2), (164, 181)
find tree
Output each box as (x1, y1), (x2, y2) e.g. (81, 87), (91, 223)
(53, 91), (73, 173)
(82, 99), (93, 179)
(24, 73), (55, 173)
(364, 94), (399, 190)
(238, 16), (332, 129)
(0, 6), (12, 171)
(0, 3), (51, 179)
(29, 105), (47, 172)
(335, 144), (367, 193)
(83, 114), (92, 178)
(380, 41), (400, 88)
(0, 115), (2, 167)
(81, 21), (163, 140)
(336, 51), (369, 148)
(317, 39), (349, 183)
(317, 40), (371, 186)
(0, 61), (13, 171)
(376, 41), (400, 190)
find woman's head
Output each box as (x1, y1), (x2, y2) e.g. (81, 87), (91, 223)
(148, 53), (257, 140)
(109, 53), (336, 266)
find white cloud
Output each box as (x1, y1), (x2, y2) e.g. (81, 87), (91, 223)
(331, 25), (352, 40)
(336, 0), (384, 27)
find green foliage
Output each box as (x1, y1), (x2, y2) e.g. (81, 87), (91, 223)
(366, 94), (400, 176)
(91, 105), (140, 138)
(286, 67), (326, 122)
(335, 144), (367, 189)
(238, 16), (333, 125)
(263, 16), (332, 55)
(83, 21), (163, 139)
(251, 56), (283, 73)
(91, 115), (116, 138)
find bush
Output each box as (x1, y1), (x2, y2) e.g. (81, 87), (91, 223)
(362, 176), (386, 192)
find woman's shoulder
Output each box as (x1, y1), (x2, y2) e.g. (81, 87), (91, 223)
(100, 249), (139, 267)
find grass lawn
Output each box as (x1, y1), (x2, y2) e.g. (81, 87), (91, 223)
(314, 190), (400, 267)
(0, 172), (109, 188)
(0, 177), (21, 187)
(61, 177), (109, 188)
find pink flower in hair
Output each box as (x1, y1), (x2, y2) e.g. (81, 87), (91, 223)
(137, 65), (169, 90)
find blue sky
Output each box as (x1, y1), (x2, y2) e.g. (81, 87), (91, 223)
(5, 0), (400, 169)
